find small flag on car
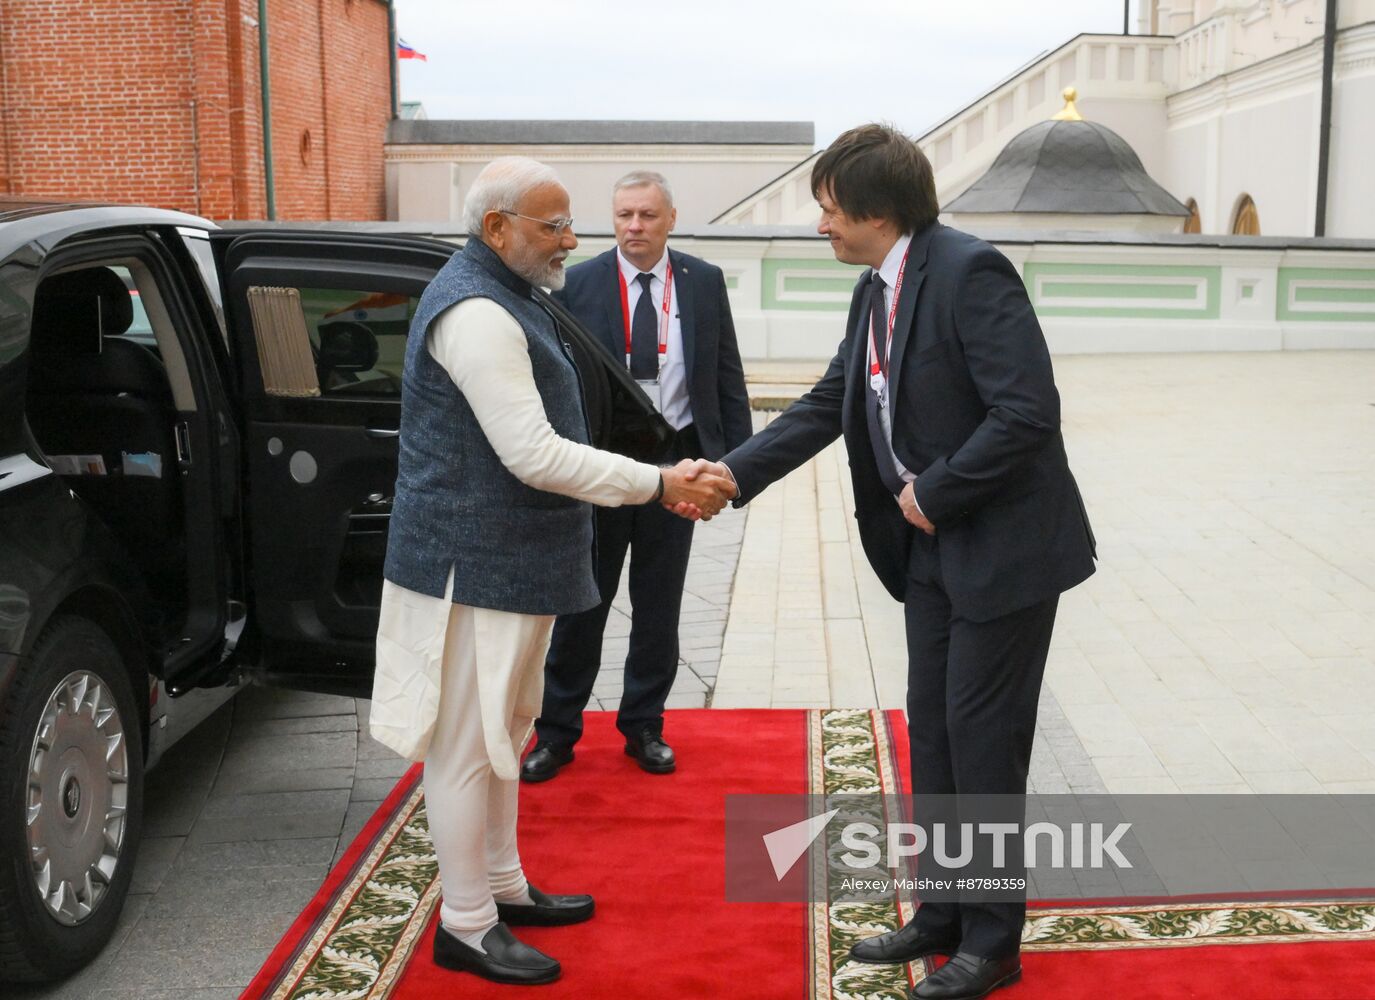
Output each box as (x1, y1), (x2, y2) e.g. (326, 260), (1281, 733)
(397, 37), (426, 61)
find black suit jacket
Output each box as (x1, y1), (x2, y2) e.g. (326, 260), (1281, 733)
(552, 248), (753, 461)
(724, 223), (1095, 622)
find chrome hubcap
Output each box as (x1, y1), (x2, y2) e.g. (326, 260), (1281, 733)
(26, 671), (129, 926)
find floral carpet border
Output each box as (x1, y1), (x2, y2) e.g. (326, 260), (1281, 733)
(1022, 900), (1375, 951)
(810, 708), (925, 1000)
(262, 779), (438, 1000)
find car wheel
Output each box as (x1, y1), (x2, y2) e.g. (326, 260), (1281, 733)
(0, 615), (144, 982)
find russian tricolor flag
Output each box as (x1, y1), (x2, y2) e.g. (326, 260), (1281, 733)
(397, 37), (427, 61)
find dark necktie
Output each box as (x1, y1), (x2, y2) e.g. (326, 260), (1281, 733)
(864, 272), (906, 496)
(869, 272), (889, 378)
(630, 271), (658, 379)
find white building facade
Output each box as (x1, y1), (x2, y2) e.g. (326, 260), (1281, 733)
(384, 120), (814, 229)
(716, 0), (1375, 241)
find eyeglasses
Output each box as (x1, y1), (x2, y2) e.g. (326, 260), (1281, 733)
(500, 210), (575, 236)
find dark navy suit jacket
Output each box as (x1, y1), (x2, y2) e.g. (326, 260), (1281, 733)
(552, 247), (753, 461)
(723, 223), (1096, 621)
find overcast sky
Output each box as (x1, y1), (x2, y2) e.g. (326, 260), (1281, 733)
(393, 0), (1139, 146)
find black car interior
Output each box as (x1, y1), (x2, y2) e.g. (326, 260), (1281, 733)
(25, 266), (186, 614)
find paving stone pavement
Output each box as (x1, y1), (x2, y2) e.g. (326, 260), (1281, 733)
(14, 350), (1375, 995)
(584, 505), (746, 715)
(12, 685), (367, 1000)
(718, 352), (1375, 797)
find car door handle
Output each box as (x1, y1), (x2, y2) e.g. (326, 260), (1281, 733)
(365, 427), (400, 439)
(175, 421), (193, 465)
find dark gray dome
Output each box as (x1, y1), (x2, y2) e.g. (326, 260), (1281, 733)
(945, 119), (1189, 216)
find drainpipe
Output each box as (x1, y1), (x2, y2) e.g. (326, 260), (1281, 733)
(190, 99), (201, 215)
(0, 27), (14, 193)
(1314, 0), (1337, 236)
(258, 0), (276, 220)
(1123, 0), (1131, 35)
(387, 0), (399, 120)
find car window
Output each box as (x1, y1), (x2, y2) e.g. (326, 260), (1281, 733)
(176, 228), (228, 348)
(247, 285), (417, 399)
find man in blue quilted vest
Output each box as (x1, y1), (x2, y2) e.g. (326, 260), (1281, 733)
(370, 157), (733, 986)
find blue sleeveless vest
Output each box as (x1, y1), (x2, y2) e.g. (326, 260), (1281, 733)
(383, 240), (600, 615)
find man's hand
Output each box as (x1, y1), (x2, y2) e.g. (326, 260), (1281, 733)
(667, 459), (739, 520)
(681, 459), (737, 491)
(899, 482), (935, 536)
(660, 459), (735, 521)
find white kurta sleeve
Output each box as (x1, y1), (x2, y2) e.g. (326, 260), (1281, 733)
(427, 296), (661, 506)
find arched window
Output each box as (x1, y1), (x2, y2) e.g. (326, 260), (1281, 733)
(1184, 198), (1201, 234)
(1231, 194), (1260, 236)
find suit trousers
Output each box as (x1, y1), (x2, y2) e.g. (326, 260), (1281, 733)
(537, 426), (700, 746)
(536, 500), (694, 745)
(424, 603), (553, 934)
(902, 533), (1058, 960)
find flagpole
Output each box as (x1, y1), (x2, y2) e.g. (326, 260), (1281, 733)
(257, 0), (276, 220)
(386, 1), (399, 120)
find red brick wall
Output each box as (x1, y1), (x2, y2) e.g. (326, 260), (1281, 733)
(321, 0), (389, 220)
(264, 0), (329, 219)
(0, 1), (200, 210)
(0, 0), (390, 220)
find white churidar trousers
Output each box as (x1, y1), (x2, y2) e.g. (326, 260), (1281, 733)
(423, 597), (554, 933)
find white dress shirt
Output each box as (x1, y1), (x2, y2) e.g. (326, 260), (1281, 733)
(617, 247), (692, 431)
(873, 233), (918, 498)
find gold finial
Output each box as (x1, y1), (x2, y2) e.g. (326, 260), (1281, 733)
(1052, 86), (1084, 121)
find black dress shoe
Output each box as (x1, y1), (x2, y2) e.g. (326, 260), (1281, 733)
(496, 884), (595, 926)
(521, 742), (573, 783)
(850, 920), (960, 963)
(911, 952), (1021, 1000)
(433, 922), (560, 985)
(624, 728), (675, 774)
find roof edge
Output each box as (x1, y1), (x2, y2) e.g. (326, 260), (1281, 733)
(386, 119), (816, 146)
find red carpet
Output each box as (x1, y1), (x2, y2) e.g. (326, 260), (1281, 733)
(243, 709), (1375, 1000)
(243, 709), (810, 999)
(1018, 942), (1375, 1000)
(392, 708), (808, 998)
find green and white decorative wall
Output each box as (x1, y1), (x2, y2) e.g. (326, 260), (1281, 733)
(1277, 268), (1375, 325)
(1003, 247), (1375, 353)
(455, 233), (1375, 360)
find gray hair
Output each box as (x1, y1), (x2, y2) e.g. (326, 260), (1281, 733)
(613, 170), (674, 207)
(461, 157), (562, 235)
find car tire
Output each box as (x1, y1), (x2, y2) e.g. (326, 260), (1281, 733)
(0, 615), (145, 982)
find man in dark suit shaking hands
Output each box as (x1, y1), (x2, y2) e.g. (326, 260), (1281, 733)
(689, 125), (1096, 1000)
(522, 171), (753, 782)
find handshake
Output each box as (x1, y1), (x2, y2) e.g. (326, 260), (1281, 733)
(658, 459), (738, 521)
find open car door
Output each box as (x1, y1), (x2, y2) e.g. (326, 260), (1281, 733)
(213, 230), (670, 693)
(213, 230), (454, 690)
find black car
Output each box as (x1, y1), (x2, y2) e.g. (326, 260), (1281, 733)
(0, 200), (666, 981)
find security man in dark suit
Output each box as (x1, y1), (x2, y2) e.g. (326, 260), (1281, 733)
(687, 126), (1096, 1000)
(522, 171), (753, 781)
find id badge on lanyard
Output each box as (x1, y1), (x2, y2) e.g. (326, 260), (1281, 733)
(619, 263), (673, 413)
(636, 379), (664, 413)
(870, 248), (910, 410)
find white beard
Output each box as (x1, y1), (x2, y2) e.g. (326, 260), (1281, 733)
(510, 240), (567, 290)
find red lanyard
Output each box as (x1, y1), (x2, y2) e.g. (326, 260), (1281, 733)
(869, 246), (910, 383)
(618, 262), (673, 372)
